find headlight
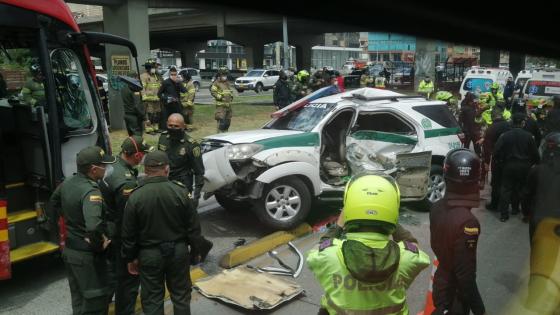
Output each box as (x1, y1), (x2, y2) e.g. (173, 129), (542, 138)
(226, 144), (263, 161)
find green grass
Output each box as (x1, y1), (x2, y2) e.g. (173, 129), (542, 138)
(109, 103), (276, 152)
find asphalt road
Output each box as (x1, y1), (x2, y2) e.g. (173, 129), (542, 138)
(0, 184), (536, 315)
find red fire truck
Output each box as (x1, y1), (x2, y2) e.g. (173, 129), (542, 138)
(0, 0), (139, 279)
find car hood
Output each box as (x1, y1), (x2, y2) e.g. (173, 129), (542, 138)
(204, 129), (304, 144)
(236, 76), (260, 81)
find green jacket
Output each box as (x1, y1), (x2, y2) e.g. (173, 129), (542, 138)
(120, 84), (145, 118)
(99, 157), (138, 239)
(158, 131), (205, 190)
(21, 78), (45, 106)
(307, 232), (430, 315)
(48, 173), (107, 252)
(121, 176), (201, 261)
(210, 80), (233, 107)
(180, 81), (196, 108)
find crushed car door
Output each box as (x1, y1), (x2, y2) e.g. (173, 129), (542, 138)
(394, 151), (432, 200)
(346, 111), (419, 175)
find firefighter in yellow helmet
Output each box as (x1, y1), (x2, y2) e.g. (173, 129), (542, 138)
(210, 66), (234, 132)
(140, 58), (163, 134)
(307, 174), (430, 315)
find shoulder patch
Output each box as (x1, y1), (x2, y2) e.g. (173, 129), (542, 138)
(172, 180), (186, 188)
(158, 144), (167, 151)
(403, 241), (419, 254)
(464, 226), (480, 236)
(89, 195), (103, 202)
(319, 238), (334, 252)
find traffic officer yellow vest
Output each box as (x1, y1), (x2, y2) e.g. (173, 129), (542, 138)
(418, 80), (434, 98)
(307, 232), (430, 315)
(140, 72), (161, 102)
(375, 77), (386, 88)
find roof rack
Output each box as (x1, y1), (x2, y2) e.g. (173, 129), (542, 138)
(342, 94), (425, 102)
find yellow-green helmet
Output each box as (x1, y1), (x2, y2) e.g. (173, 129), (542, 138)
(297, 70), (310, 81)
(218, 66), (229, 75)
(342, 174), (400, 233)
(491, 82), (500, 90)
(436, 91), (453, 101)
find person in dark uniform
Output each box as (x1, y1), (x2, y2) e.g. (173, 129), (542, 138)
(157, 113), (204, 208)
(100, 136), (152, 315)
(525, 132), (560, 238)
(493, 113), (540, 222)
(430, 148), (486, 315)
(157, 67), (186, 131)
(121, 80), (145, 136)
(273, 71), (292, 110)
(121, 151), (206, 315)
(459, 92), (482, 156)
(544, 95), (560, 136)
(481, 107), (511, 211)
(48, 146), (116, 315)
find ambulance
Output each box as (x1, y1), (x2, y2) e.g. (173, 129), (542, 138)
(459, 67), (513, 102)
(522, 69), (560, 108)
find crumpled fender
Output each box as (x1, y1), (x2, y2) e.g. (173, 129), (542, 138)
(255, 162), (322, 196)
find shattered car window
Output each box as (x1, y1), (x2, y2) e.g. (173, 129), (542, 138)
(266, 103), (336, 132)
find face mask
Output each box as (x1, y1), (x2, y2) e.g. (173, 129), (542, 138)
(168, 128), (184, 139)
(150, 68), (156, 74)
(100, 164), (114, 186)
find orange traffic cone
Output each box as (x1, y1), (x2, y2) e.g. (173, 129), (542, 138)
(417, 258), (439, 315)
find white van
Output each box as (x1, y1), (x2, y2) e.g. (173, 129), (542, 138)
(515, 69), (535, 90)
(459, 67), (513, 102)
(522, 70), (560, 107)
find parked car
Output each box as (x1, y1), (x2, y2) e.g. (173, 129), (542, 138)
(234, 69), (280, 93)
(200, 87), (463, 230)
(162, 67), (202, 91)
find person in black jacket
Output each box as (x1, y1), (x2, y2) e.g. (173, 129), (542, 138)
(503, 76), (515, 107)
(544, 95), (560, 136)
(273, 71), (292, 110)
(459, 92), (481, 156)
(482, 107), (511, 210)
(157, 67), (186, 131)
(430, 149), (486, 315)
(493, 113), (540, 222)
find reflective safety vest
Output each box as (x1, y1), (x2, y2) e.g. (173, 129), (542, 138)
(180, 81), (196, 108)
(307, 232), (430, 315)
(210, 80), (233, 107)
(21, 78), (45, 106)
(418, 80), (434, 98)
(375, 77), (386, 89)
(476, 108), (512, 126)
(360, 74), (372, 88)
(480, 92), (504, 107)
(140, 72), (161, 102)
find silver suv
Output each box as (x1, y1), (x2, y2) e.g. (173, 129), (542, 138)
(234, 69), (280, 93)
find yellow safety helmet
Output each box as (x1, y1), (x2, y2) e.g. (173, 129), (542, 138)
(342, 174), (400, 233)
(296, 70), (310, 81)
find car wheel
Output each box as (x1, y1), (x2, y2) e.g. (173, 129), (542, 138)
(255, 177), (312, 230)
(194, 82), (200, 92)
(255, 83), (263, 93)
(215, 193), (251, 212)
(236, 89), (244, 93)
(426, 164), (446, 204)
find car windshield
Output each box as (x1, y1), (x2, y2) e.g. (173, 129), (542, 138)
(462, 78), (493, 93)
(264, 103), (336, 132)
(515, 78), (529, 89)
(524, 80), (560, 96)
(246, 70), (264, 77)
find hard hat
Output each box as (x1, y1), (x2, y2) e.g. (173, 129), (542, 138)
(296, 70), (309, 81)
(443, 148), (481, 184)
(181, 71), (192, 82)
(342, 174), (400, 233)
(30, 63), (41, 75)
(491, 82), (500, 90)
(217, 66), (229, 75)
(145, 58), (157, 69)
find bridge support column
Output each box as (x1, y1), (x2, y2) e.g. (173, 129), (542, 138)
(414, 38), (437, 91)
(508, 51), (526, 77)
(245, 41), (265, 69)
(102, 0), (150, 130)
(292, 35), (322, 71)
(479, 48), (501, 68)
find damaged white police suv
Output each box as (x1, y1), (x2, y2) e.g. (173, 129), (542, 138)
(201, 88), (463, 229)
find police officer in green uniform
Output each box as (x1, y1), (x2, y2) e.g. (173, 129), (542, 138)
(158, 113), (204, 208)
(21, 63), (46, 106)
(120, 77), (146, 136)
(307, 174), (430, 315)
(100, 136), (152, 315)
(48, 146), (116, 315)
(121, 151), (206, 315)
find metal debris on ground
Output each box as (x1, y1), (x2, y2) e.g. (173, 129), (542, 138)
(194, 266), (304, 310)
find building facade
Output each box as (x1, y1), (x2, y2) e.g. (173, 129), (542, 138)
(367, 32), (448, 63)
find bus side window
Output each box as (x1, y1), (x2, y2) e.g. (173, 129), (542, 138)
(50, 49), (94, 131)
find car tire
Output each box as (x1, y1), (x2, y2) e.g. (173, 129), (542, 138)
(255, 83), (263, 93)
(215, 193), (251, 212)
(194, 81), (200, 91)
(254, 177), (312, 230)
(236, 89), (244, 93)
